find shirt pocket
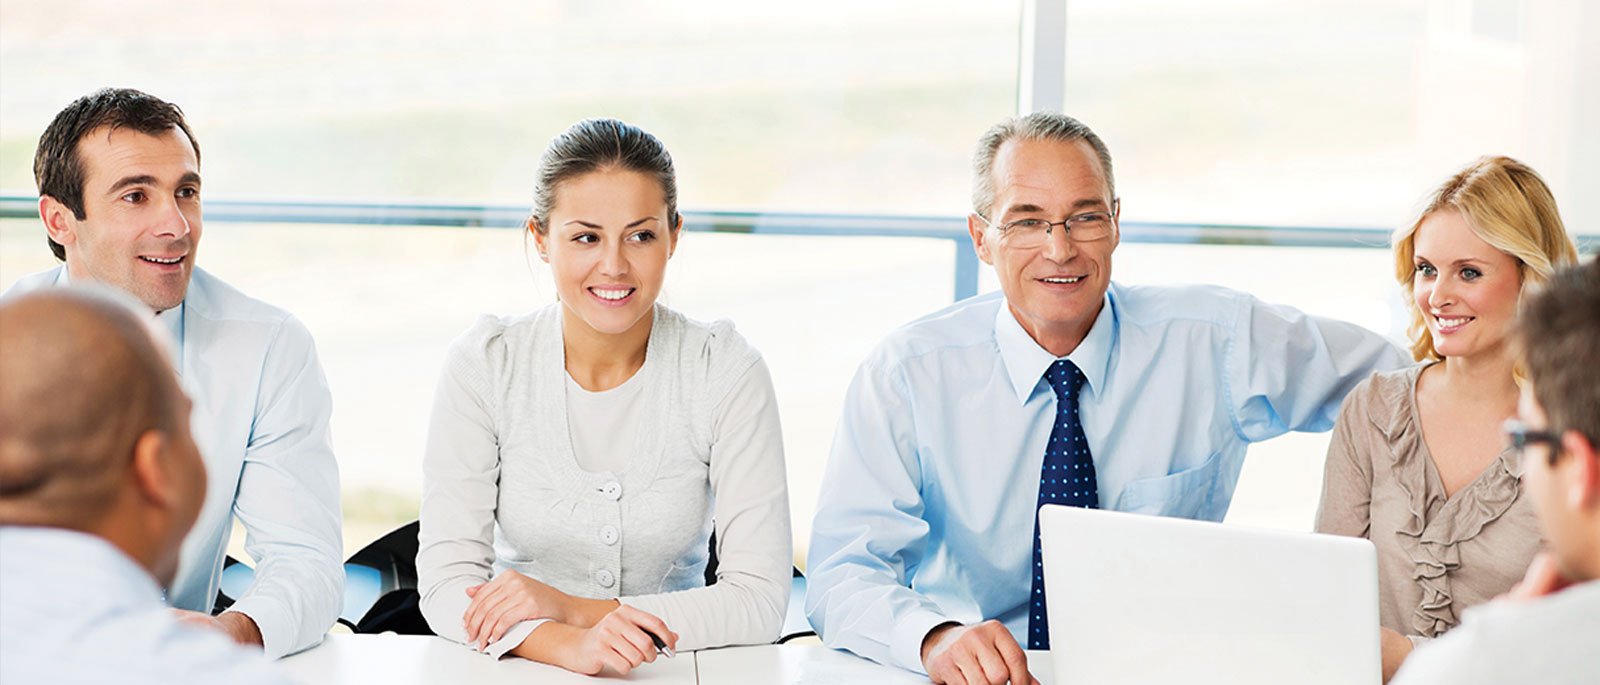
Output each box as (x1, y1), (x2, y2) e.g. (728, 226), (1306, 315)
(1113, 450), (1228, 518)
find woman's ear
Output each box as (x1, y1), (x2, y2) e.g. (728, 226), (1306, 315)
(668, 213), (684, 259)
(530, 218), (549, 262)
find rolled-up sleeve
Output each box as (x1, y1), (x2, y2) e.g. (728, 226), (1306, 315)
(1227, 295), (1406, 442)
(805, 358), (949, 674)
(228, 315), (344, 659)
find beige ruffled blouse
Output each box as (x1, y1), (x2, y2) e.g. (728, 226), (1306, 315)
(1315, 363), (1541, 641)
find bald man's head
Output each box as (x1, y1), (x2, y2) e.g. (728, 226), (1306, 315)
(0, 288), (194, 532)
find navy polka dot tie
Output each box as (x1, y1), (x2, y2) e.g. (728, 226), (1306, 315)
(1028, 359), (1098, 650)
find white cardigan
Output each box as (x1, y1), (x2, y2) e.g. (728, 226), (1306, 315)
(417, 303), (792, 656)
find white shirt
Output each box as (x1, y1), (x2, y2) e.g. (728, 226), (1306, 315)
(807, 284), (1406, 671)
(418, 304), (793, 657)
(566, 369), (647, 473)
(3, 266), (344, 658)
(0, 526), (290, 685)
(1391, 580), (1600, 685)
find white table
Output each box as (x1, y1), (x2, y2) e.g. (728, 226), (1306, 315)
(280, 635), (1052, 684)
(280, 634), (697, 683)
(695, 644), (1054, 685)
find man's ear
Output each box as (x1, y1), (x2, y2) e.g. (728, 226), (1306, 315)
(129, 430), (177, 511)
(1560, 430), (1599, 509)
(39, 195), (78, 249)
(967, 214), (994, 266)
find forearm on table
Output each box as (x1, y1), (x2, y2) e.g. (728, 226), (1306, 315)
(506, 621), (578, 667)
(624, 572), (786, 649)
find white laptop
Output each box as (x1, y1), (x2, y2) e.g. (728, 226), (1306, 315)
(1039, 504), (1380, 685)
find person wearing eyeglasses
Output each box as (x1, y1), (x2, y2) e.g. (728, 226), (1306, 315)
(805, 111), (1406, 684)
(1313, 157), (1578, 682)
(1388, 259), (1600, 685)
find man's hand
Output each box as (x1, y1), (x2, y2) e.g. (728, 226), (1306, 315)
(172, 609), (264, 647)
(921, 620), (1038, 685)
(1505, 552), (1572, 601)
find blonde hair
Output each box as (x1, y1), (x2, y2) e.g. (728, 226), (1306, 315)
(1393, 155), (1579, 363)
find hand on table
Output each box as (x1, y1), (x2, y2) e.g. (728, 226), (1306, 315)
(172, 609), (264, 647)
(464, 569), (606, 650)
(556, 604), (679, 676)
(921, 620), (1038, 685)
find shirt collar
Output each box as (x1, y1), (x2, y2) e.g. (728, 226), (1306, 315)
(154, 301), (185, 367)
(995, 289), (1117, 405)
(62, 265), (186, 368)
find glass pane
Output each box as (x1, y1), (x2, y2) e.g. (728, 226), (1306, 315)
(0, 0), (1018, 217)
(1060, 0), (1600, 236)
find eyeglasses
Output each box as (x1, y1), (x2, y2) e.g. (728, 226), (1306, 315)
(975, 202), (1118, 249)
(1503, 418), (1562, 464)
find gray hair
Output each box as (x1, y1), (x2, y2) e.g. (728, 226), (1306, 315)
(530, 118), (678, 234)
(971, 112), (1115, 216)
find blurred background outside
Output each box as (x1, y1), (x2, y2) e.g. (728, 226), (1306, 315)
(2, 0), (1596, 568)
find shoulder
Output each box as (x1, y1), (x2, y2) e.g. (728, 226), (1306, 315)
(185, 268), (296, 327)
(1109, 281), (1249, 329)
(1394, 588), (1600, 685)
(654, 305), (763, 387)
(0, 266), (64, 298)
(442, 305), (554, 377)
(861, 290), (1005, 372)
(1340, 364), (1424, 430)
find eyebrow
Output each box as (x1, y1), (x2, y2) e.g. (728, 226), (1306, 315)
(1001, 198), (1108, 216)
(105, 171), (202, 195)
(563, 216), (661, 229)
(1415, 255), (1490, 267)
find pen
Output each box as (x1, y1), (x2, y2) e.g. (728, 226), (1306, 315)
(644, 628), (675, 658)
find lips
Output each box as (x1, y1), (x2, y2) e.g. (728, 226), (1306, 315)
(1037, 275), (1084, 285)
(138, 254), (186, 266)
(1433, 314), (1474, 333)
(588, 286), (635, 306)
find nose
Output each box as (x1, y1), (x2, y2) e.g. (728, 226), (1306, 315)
(1427, 276), (1455, 310)
(598, 240), (626, 276)
(153, 196), (191, 240)
(1041, 223), (1076, 263)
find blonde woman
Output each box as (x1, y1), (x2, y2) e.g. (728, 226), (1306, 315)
(1315, 156), (1579, 682)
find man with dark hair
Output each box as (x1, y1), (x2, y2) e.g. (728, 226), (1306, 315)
(1392, 259), (1600, 685)
(807, 112), (1406, 683)
(3, 88), (342, 658)
(0, 288), (286, 684)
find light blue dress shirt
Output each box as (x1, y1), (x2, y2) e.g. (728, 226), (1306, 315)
(3, 266), (344, 658)
(805, 283), (1408, 673)
(0, 526), (290, 684)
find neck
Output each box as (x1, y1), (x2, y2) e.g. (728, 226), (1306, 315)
(1436, 345), (1520, 407)
(1012, 300), (1100, 358)
(561, 305), (652, 391)
(85, 502), (169, 587)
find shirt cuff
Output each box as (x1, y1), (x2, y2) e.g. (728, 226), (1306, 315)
(227, 594), (315, 660)
(484, 619), (547, 659)
(891, 609), (956, 675)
